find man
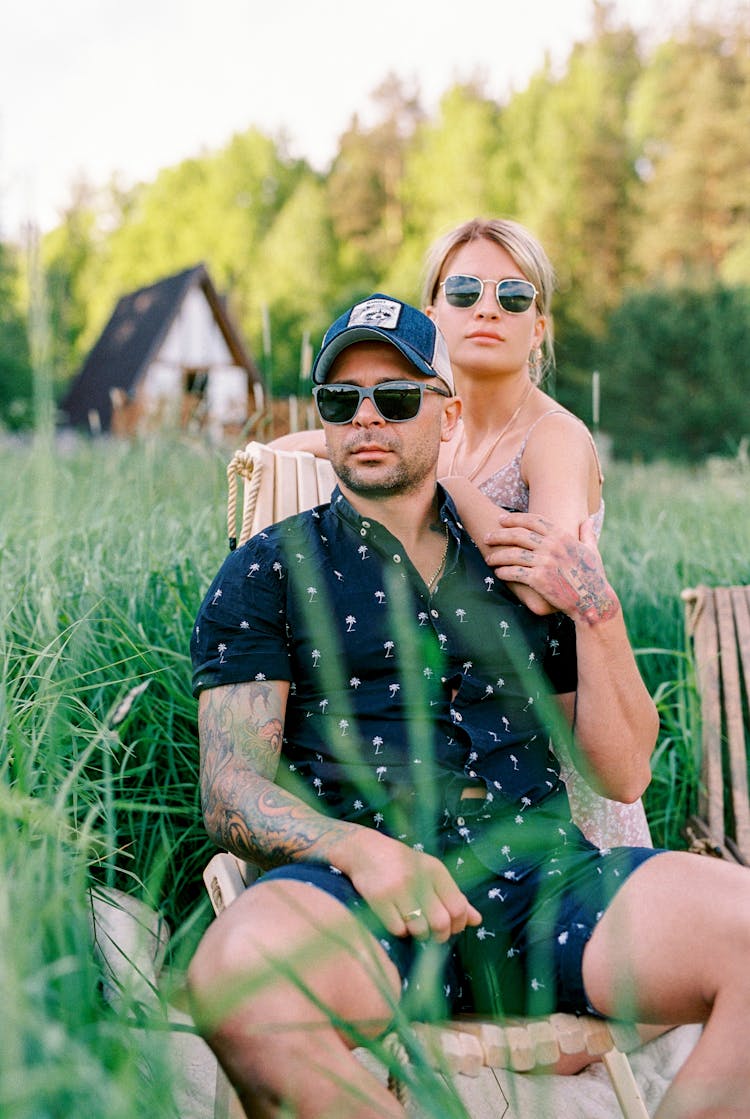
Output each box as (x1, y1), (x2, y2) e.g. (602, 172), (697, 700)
(189, 295), (750, 1119)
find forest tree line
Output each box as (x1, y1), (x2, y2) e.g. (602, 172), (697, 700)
(1, 2), (749, 461)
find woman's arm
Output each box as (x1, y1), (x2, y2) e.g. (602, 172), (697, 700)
(442, 415), (602, 615)
(522, 413), (601, 531)
(268, 430), (328, 456)
(488, 514), (657, 802)
(440, 475), (556, 614)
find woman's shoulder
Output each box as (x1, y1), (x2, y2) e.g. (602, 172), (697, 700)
(524, 398), (591, 438)
(522, 403), (603, 477)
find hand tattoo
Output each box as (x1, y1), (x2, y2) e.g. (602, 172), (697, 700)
(562, 544), (619, 623)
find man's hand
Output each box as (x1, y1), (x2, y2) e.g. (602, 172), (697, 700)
(484, 512), (620, 625)
(339, 828), (482, 943)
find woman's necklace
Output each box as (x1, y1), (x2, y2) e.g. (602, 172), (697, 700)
(426, 524), (450, 591)
(450, 382), (534, 483)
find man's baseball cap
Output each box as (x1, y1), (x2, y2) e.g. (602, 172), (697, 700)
(311, 294), (455, 394)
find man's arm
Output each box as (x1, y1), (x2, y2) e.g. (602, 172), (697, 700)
(199, 679), (354, 867)
(198, 680), (482, 941)
(485, 513), (658, 804)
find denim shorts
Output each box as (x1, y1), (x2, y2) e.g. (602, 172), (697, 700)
(254, 844), (664, 1019)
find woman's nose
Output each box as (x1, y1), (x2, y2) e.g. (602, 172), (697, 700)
(473, 281), (499, 317)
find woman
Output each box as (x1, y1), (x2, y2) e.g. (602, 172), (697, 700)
(423, 218), (602, 605)
(272, 217), (651, 851)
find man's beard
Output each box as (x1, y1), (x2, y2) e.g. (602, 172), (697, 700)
(335, 458), (417, 498)
(331, 436), (433, 498)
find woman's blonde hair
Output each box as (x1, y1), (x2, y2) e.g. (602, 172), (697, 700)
(421, 217), (556, 382)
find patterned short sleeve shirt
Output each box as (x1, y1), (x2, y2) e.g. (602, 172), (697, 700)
(191, 487), (578, 858)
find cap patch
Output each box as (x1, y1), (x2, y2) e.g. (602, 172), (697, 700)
(347, 297), (402, 331)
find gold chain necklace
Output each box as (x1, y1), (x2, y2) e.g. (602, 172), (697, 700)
(449, 381), (534, 482)
(426, 524), (450, 591)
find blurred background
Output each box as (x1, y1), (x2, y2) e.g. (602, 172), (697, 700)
(2, 0), (748, 460)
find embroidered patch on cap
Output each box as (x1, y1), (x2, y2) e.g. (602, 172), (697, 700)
(347, 298), (402, 330)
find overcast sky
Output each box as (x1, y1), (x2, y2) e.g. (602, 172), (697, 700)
(0, 0), (724, 239)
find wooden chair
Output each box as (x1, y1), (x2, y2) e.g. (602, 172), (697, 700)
(205, 440), (654, 1119)
(681, 584), (750, 864)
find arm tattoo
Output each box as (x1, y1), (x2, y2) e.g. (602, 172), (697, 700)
(563, 544), (619, 622)
(198, 682), (352, 869)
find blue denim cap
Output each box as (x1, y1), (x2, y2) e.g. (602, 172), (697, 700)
(311, 294), (455, 394)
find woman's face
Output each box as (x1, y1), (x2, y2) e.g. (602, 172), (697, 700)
(426, 238), (546, 381)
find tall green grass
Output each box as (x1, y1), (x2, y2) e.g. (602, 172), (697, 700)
(600, 458), (750, 844)
(1, 434), (748, 1116)
(0, 433), (228, 1117)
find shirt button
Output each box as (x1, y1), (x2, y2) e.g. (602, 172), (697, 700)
(393, 554), (402, 564)
(430, 609), (439, 618)
(456, 817), (465, 827)
(361, 520), (370, 528)
(360, 528), (367, 537)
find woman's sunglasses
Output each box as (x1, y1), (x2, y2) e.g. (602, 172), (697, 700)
(313, 380), (451, 425)
(440, 274), (538, 313)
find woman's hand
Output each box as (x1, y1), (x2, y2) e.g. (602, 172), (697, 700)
(484, 513), (619, 624)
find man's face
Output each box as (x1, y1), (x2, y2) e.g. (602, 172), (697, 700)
(321, 341), (452, 499)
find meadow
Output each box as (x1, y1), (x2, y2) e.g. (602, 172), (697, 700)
(1, 432), (748, 1117)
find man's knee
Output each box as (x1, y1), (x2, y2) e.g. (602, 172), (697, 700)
(187, 880), (402, 1038)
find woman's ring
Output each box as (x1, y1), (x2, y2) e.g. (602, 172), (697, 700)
(403, 909), (423, 921)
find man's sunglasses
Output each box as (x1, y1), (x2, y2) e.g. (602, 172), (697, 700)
(440, 274), (538, 313)
(313, 380), (451, 425)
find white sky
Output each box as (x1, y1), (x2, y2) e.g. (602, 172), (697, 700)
(0, 0), (724, 239)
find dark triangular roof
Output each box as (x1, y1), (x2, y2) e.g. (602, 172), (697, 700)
(61, 263), (261, 430)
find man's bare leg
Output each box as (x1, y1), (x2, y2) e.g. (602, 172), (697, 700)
(188, 880), (406, 1119)
(583, 851), (750, 1119)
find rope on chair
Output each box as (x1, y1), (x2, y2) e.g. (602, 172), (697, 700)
(226, 448), (264, 551)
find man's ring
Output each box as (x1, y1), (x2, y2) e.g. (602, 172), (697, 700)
(403, 909), (423, 921)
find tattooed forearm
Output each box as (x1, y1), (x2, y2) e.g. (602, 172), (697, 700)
(213, 784), (355, 870)
(197, 680), (353, 869)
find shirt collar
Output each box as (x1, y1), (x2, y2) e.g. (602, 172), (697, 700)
(330, 482), (464, 545)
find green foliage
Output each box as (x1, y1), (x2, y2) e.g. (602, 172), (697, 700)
(509, 7), (641, 334)
(327, 73), (424, 292)
(0, 243), (33, 428)
(628, 17), (750, 285)
(600, 283), (750, 460)
(40, 184), (101, 391)
(396, 83), (506, 272)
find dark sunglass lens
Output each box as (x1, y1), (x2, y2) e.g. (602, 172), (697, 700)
(317, 387), (359, 423)
(496, 280), (535, 313)
(443, 275), (482, 307)
(374, 385), (422, 421)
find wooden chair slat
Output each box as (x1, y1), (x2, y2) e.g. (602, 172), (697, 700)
(686, 587), (724, 839)
(683, 584), (750, 863)
(247, 443), (276, 538)
(716, 589), (750, 858)
(295, 450), (322, 512)
(315, 456), (336, 501)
